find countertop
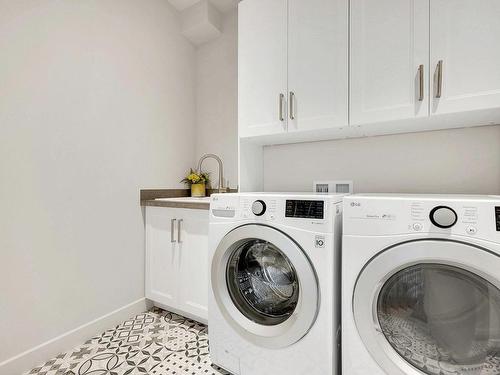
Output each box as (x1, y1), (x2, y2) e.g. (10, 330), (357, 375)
(140, 188), (237, 210)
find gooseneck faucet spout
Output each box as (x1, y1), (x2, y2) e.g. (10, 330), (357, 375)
(196, 154), (227, 193)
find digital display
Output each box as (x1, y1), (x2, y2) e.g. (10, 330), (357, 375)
(285, 200), (324, 219)
(496, 207), (500, 231)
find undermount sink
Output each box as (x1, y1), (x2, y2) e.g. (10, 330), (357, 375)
(155, 197), (211, 204)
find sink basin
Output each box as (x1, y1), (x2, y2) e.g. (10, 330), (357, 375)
(155, 197), (211, 204)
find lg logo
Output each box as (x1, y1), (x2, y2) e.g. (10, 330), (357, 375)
(350, 202), (361, 207)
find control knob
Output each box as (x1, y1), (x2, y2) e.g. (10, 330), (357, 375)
(430, 206), (457, 229)
(252, 200), (266, 216)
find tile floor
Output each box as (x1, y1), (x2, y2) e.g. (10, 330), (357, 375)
(25, 308), (229, 375)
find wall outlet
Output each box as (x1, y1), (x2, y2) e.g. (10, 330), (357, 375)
(313, 180), (354, 194)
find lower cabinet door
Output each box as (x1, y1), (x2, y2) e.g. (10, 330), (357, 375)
(177, 209), (209, 322)
(145, 207), (179, 308)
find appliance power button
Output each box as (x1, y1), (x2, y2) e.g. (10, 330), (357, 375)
(466, 226), (477, 235)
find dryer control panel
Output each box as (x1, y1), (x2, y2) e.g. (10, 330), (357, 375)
(343, 195), (500, 241)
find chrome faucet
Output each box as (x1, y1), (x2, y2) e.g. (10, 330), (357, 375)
(196, 154), (228, 193)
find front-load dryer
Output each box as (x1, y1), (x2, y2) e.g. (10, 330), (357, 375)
(208, 193), (344, 375)
(342, 194), (500, 375)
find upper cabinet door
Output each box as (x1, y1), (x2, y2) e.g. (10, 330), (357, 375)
(350, 0), (429, 125)
(287, 0), (348, 131)
(238, 0), (288, 138)
(431, 0), (500, 115)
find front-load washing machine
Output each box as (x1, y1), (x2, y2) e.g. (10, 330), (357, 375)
(208, 193), (344, 375)
(342, 194), (500, 375)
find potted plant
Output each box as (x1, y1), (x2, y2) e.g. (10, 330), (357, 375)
(181, 169), (210, 197)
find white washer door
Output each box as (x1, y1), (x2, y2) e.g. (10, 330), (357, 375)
(211, 224), (319, 349)
(354, 239), (500, 375)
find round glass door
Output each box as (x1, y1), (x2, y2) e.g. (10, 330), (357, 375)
(211, 224), (319, 348)
(378, 264), (500, 375)
(226, 239), (299, 326)
(353, 240), (500, 375)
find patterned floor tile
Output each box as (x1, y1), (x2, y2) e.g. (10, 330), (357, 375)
(149, 352), (229, 375)
(25, 308), (230, 375)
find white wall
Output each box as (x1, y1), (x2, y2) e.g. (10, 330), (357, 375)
(195, 10), (238, 189)
(263, 125), (500, 194)
(0, 0), (195, 367)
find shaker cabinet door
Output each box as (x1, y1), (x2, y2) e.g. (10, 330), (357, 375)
(177, 210), (209, 322)
(430, 0), (500, 115)
(350, 0), (429, 125)
(287, 0), (348, 132)
(145, 207), (179, 307)
(238, 0), (288, 138)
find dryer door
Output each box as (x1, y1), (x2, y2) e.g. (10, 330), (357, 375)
(354, 239), (500, 375)
(211, 224), (319, 349)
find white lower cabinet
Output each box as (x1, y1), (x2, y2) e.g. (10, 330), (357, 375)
(177, 210), (209, 321)
(145, 206), (208, 323)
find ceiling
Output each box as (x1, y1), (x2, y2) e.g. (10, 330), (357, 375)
(168, 0), (238, 13)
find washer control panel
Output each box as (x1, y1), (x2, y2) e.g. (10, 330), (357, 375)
(210, 194), (343, 233)
(496, 206), (500, 231)
(285, 200), (325, 219)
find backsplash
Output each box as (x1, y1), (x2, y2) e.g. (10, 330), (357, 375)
(263, 124), (500, 195)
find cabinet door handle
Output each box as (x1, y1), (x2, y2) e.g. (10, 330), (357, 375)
(418, 64), (424, 102)
(170, 219), (177, 243)
(436, 60), (443, 98)
(177, 219), (183, 243)
(279, 93), (285, 122)
(289, 91), (296, 120)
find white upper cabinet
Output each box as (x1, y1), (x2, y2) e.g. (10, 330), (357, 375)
(350, 0), (429, 125)
(238, 0), (288, 137)
(237, 0), (500, 148)
(239, 0), (348, 138)
(430, 0), (500, 115)
(287, 0), (348, 132)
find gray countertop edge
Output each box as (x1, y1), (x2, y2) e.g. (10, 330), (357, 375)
(140, 199), (209, 210)
(139, 188), (238, 211)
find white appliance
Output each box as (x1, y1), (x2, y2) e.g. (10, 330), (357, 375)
(342, 194), (500, 375)
(208, 193), (344, 375)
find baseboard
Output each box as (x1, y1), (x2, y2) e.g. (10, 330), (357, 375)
(0, 297), (151, 375)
